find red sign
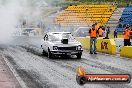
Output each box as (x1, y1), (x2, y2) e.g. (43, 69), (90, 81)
(101, 41), (108, 50)
(76, 66), (131, 85)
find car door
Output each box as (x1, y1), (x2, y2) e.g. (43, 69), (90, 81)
(43, 34), (49, 52)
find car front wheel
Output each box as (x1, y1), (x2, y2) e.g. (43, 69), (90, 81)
(48, 50), (52, 58)
(42, 50), (47, 56)
(48, 49), (55, 59)
(77, 52), (82, 59)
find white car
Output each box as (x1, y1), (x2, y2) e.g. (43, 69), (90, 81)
(41, 32), (83, 59)
(74, 27), (90, 37)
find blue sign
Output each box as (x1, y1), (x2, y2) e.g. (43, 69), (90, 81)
(116, 5), (132, 32)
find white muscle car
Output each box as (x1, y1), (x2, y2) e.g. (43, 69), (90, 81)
(41, 32), (83, 59)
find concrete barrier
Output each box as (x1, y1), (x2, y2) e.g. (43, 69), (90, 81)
(75, 36), (90, 49)
(76, 37), (116, 55)
(120, 46), (132, 58)
(96, 38), (116, 55)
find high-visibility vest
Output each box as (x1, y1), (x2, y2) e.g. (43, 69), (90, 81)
(124, 29), (130, 39)
(130, 31), (132, 35)
(90, 29), (97, 38)
(98, 28), (103, 36)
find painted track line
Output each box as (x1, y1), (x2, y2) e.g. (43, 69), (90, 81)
(1, 54), (28, 88)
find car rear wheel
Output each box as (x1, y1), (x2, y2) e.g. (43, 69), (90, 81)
(77, 53), (82, 59)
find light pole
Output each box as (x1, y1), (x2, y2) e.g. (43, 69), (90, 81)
(85, 1), (88, 26)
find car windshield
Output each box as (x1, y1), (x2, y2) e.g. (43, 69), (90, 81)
(74, 27), (90, 37)
(79, 28), (89, 31)
(49, 33), (74, 41)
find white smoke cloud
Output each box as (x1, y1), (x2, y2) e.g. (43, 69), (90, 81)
(0, 0), (23, 43)
(0, 0), (63, 43)
(0, 0), (47, 43)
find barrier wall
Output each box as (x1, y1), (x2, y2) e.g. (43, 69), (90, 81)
(76, 37), (116, 55)
(96, 38), (116, 55)
(75, 36), (90, 49)
(120, 46), (132, 58)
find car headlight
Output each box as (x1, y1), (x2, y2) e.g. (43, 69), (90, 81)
(53, 46), (58, 50)
(77, 45), (82, 50)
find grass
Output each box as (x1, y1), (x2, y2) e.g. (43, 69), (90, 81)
(108, 34), (123, 39)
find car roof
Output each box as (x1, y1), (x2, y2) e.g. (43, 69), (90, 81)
(78, 27), (90, 28)
(75, 27), (90, 32)
(47, 32), (71, 35)
(76, 27), (90, 30)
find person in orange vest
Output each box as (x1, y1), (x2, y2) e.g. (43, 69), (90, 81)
(89, 24), (99, 54)
(130, 27), (132, 39)
(98, 26), (104, 37)
(123, 25), (131, 46)
(95, 22), (99, 31)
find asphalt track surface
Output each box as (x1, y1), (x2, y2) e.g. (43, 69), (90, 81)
(0, 36), (132, 88)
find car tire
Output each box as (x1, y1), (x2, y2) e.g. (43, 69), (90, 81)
(48, 50), (52, 58)
(42, 50), (47, 56)
(48, 49), (55, 59)
(77, 52), (82, 59)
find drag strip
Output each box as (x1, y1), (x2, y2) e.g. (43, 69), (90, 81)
(0, 36), (132, 88)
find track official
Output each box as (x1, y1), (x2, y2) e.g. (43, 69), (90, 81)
(98, 26), (103, 37)
(89, 24), (99, 54)
(123, 25), (131, 46)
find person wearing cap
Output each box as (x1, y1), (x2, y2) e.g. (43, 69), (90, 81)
(89, 24), (99, 54)
(130, 26), (132, 39)
(98, 26), (104, 37)
(123, 25), (131, 46)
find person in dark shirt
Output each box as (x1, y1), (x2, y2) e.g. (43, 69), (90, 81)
(105, 26), (110, 39)
(114, 30), (118, 38)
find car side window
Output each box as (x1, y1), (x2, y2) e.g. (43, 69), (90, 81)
(44, 34), (47, 41)
(44, 34), (48, 41)
(46, 35), (48, 41)
(44, 35), (46, 41)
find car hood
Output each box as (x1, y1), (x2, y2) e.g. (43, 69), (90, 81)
(51, 40), (81, 46)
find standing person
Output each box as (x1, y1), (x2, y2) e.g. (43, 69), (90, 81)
(95, 22), (99, 31)
(98, 26), (103, 37)
(130, 27), (132, 39)
(103, 26), (107, 39)
(123, 25), (131, 46)
(102, 26), (105, 37)
(89, 24), (98, 54)
(114, 30), (118, 38)
(104, 26), (110, 39)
